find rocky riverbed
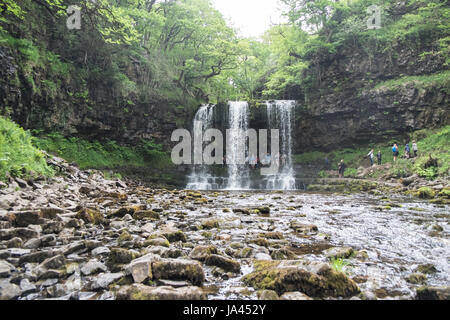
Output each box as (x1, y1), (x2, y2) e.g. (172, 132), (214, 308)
(0, 157), (449, 300)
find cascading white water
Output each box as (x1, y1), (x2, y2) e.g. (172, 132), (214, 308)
(226, 101), (250, 190)
(186, 104), (217, 190)
(264, 100), (296, 190)
(186, 101), (296, 190)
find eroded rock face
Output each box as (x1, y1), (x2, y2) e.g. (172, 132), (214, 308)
(243, 260), (360, 298)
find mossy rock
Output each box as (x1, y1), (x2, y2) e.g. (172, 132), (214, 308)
(109, 205), (147, 218)
(189, 245), (218, 261)
(270, 248), (296, 260)
(118, 230), (132, 243)
(151, 259), (205, 286)
(76, 208), (105, 225)
(145, 237), (170, 248)
(258, 232), (284, 240)
(163, 231), (187, 243)
(107, 248), (138, 266)
(407, 273), (427, 285)
(257, 289), (279, 300)
(416, 187), (435, 199)
(133, 210), (160, 220)
(235, 247), (254, 259)
(242, 260), (359, 298)
(438, 188), (450, 199)
(204, 254), (240, 273)
(251, 238), (270, 248)
(416, 264), (437, 275)
(201, 219), (220, 230)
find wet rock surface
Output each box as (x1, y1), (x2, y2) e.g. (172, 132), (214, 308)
(0, 158), (449, 300)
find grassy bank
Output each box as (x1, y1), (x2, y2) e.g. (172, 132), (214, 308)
(294, 125), (450, 180)
(0, 116), (174, 183)
(32, 132), (172, 172)
(0, 117), (54, 181)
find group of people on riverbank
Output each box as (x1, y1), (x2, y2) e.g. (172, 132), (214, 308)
(337, 141), (419, 178)
(367, 141), (419, 167)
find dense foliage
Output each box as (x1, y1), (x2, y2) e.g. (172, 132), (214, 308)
(0, 116), (53, 181)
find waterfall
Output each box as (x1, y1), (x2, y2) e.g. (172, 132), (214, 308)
(263, 100), (296, 190)
(186, 104), (216, 190)
(226, 101), (250, 190)
(185, 100), (296, 191)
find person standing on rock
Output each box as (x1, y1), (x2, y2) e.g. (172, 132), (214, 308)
(367, 149), (374, 166)
(377, 150), (382, 165)
(338, 160), (346, 178)
(405, 143), (411, 159)
(412, 141), (418, 157)
(392, 144), (399, 162)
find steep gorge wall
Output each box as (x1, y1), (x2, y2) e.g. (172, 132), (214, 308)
(0, 45), (194, 147)
(293, 43), (449, 152)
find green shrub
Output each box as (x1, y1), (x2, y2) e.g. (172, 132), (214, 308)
(0, 117), (54, 181)
(344, 168), (358, 178)
(416, 187), (435, 199)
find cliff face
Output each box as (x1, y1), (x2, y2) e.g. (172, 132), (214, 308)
(1, 40), (449, 155)
(0, 46), (194, 146)
(293, 44), (449, 152)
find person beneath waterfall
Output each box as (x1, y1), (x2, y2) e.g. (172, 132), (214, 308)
(367, 149), (374, 166)
(377, 150), (382, 165)
(338, 160), (346, 178)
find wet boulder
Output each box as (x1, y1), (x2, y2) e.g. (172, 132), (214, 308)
(280, 292), (313, 300)
(0, 228), (39, 241)
(257, 290), (279, 300)
(243, 260), (360, 298)
(133, 210), (160, 221)
(117, 284), (206, 300)
(324, 247), (354, 260)
(189, 245), (218, 262)
(416, 286), (450, 300)
(290, 222), (318, 235)
(125, 253), (160, 284)
(204, 254), (241, 273)
(76, 208), (105, 225)
(151, 259), (205, 286)
(270, 248), (297, 260)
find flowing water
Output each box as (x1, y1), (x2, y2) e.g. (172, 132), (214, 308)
(226, 101), (250, 190)
(158, 190), (449, 300)
(187, 101), (297, 191)
(263, 100), (296, 190)
(186, 104), (216, 190)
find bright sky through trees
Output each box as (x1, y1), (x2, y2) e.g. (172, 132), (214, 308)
(211, 0), (286, 38)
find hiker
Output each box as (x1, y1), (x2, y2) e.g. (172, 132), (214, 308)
(367, 149), (374, 166)
(324, 157), (330, 169)
(405, 143), (410, 159)
(338, 160), (346, 178)
(392, 144), (399, 162)
(412, 141), (418, 157)
(377, 150), (382, 165)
